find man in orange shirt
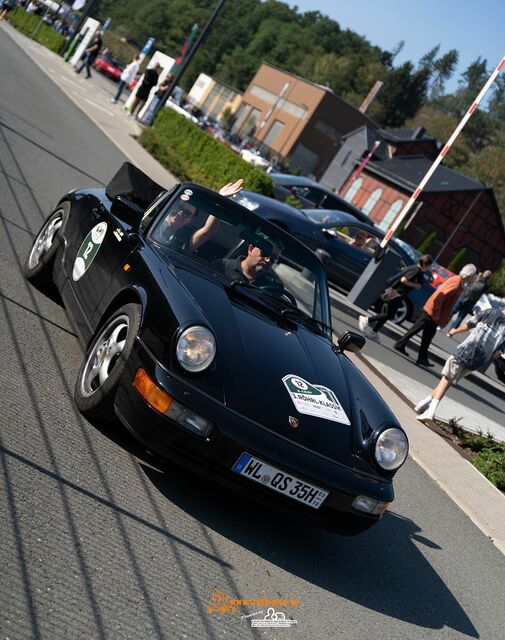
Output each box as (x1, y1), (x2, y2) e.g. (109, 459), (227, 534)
(394, 263), (477, 366)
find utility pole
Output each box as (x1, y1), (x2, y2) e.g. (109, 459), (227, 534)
(150, 0), (226, 124)
(358, 81), (383, 114)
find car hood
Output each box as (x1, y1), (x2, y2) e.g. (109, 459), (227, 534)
(174, 267), (355, 466)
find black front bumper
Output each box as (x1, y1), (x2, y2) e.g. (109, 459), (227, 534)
(113, 339), (394, 535)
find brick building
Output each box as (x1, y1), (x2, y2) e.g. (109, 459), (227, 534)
(331, 127), (505, 269)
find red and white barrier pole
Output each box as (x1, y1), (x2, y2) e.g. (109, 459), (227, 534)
(342, 140), (381, 191)
(380, 55), (505, 248)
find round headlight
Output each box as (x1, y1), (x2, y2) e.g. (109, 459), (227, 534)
(374, 428), (409, 471)
(176, 326), (216, 373)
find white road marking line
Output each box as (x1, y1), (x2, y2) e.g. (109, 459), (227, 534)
(83, 98), (114, 115)
(56, 74), (84, 90)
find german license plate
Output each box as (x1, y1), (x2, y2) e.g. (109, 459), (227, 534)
(232, 453), (328, 509)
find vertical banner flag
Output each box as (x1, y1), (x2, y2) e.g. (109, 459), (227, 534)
(171, 23), (199, 74)
(101, 17), (111, 34)
(139, 36), (155, 62)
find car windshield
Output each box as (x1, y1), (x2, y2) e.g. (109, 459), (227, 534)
(303, 209), (346, 226)
(146, 187), (331, 334)
(391, 237), (422, 263)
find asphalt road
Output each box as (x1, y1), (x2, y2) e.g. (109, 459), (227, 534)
(1, 29), (505, 640)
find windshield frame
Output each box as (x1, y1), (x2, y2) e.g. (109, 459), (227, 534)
(145, 184), (333, 336)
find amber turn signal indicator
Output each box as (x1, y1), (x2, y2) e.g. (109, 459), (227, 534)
(133, 368), (173, 414)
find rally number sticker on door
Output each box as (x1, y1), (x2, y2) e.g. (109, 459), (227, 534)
(72, 222), (108, 281)
(282, 374), (350, 424)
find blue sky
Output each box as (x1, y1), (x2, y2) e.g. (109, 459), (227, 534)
(288, 1), (504, 95)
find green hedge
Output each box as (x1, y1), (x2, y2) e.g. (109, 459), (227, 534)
(489, 258), (505, 297)
(445, 418), (505, 491)
(447, 246), (467, 273)
(417, 230), (437, 254)
(140, 109), (273, 196)
(101, 31), (140, 67)
(8, 8), (66, 53)
(473, 447), (505, 491)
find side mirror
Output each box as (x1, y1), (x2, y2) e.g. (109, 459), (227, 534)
(337, 330), (366, 353)
(110, 195), (144, 228)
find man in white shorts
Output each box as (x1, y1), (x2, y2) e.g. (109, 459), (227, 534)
(415, 304), (505, 422)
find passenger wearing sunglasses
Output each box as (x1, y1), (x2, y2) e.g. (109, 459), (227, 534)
(161, 179), (244, 251)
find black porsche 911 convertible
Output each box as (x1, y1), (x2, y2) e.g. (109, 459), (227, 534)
(24, 163), (408, 535)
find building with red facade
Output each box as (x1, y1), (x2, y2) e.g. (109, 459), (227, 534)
(323, 126), (505, 270)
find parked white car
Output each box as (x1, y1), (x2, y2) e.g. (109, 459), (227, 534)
(239, 148), (272, 170)
(165, 100), (199, 124)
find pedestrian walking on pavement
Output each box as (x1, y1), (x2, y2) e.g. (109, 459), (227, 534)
(127, 62), (162, 119)
(0, 0), (17, 21)
(111, 53), (140, 104)
(75, 31), (102, 79)
(449, 269), (493, 330)
(359, 254), (433, 342)
(140, 71), (174, 125)
(415, 305), (505, 422)
(393, 263), (477, 367)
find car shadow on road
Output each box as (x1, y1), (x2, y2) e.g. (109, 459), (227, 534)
(0, 121), (105, 185)
(139, 460), (479, 638)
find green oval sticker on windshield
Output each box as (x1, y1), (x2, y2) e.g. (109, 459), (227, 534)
(72, 222), (108, 281)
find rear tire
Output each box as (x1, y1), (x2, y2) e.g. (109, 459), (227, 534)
(74, 303), (142, 423)
(23, 203), (69, 288)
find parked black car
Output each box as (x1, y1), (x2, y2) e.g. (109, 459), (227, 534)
(24, 163), (409, 535)
(270, 173), (373, 226)
(234, 190), (435, 324)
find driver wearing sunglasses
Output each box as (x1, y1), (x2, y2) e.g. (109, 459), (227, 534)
(216, 243), (283, 290)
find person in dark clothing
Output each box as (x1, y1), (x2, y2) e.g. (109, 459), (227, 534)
(393, 263), (477, 367)
(217, 244), (282, 289)
(75, 31), (102, 79)
(128, 62), (162, 119)
(359, 254), (433, 342)
(141, 72), (174, 125)
(154, 179), (244, 251)
(449, 269), (492, 330)
(0, 0), (17, 21)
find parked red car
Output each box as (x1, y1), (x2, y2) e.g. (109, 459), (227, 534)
(430, 263), (455, 288)
(93, 55), (124, 82)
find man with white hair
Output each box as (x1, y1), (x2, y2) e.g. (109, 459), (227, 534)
(415, 304), (505, 422)
(394, 263), (477, 367)
(449, 269), (493, 330)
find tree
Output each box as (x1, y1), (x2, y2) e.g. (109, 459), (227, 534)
(430, 50), (459, 99)
(373, 62), (430, 127)
(464, 146), (505, 221)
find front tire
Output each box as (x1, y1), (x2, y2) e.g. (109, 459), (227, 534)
(74, 303), (142, 423)
(23, 203), (69, 288)
(379, 298), (411, 325)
